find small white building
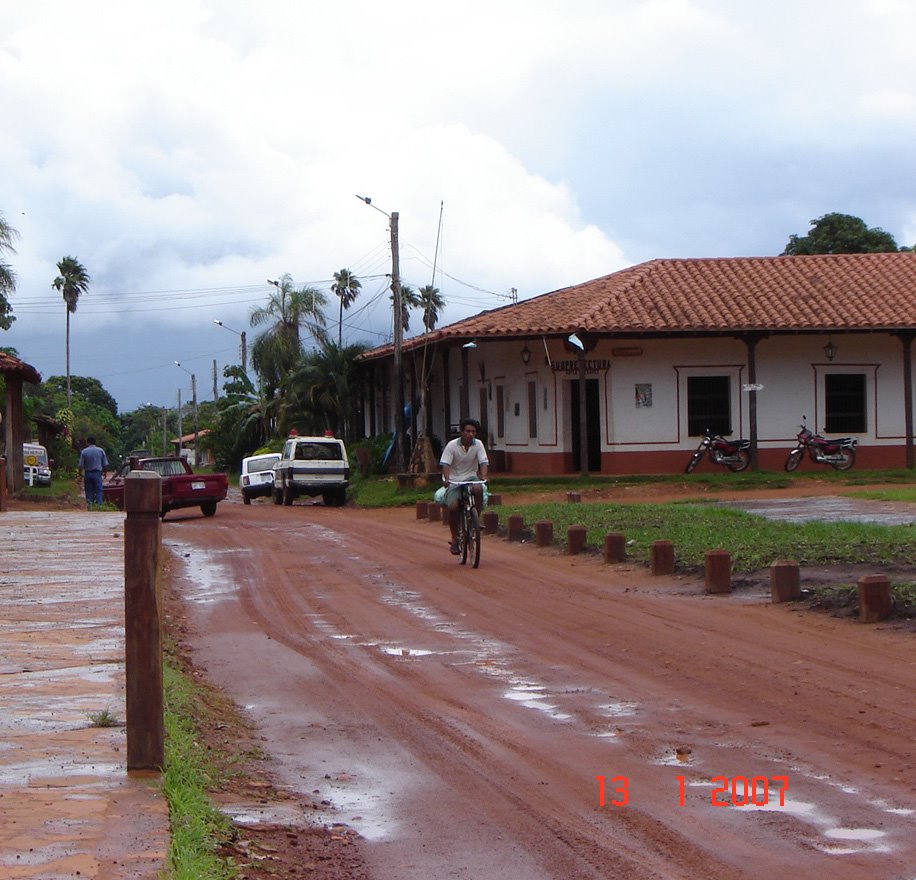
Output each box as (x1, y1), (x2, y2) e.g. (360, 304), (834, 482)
(360, 253), (916, 474)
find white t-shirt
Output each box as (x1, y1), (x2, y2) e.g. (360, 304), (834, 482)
(439, 436), (488, 482)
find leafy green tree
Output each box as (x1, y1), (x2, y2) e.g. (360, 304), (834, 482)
(279, 341), (369, 442)
(0, 212), (18, 330)
(250, 274), (328, 425)
(417, 284), (444, 332)
(52, 256), (91, 407)
(331, 268), (361, 347)
(782, 213), (899, 255)
(209, 365), (271, 470)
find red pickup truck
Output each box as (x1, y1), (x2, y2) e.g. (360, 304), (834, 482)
(103, 456), (229, 519)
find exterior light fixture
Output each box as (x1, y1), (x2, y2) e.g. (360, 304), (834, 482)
(567, 332), (585, 351)
(521, 345), (531, 365)
(823, 337), (837, 361)
(462, 339), (477, 349)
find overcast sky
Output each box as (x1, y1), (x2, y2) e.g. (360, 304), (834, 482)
(3, 0), (916, 413)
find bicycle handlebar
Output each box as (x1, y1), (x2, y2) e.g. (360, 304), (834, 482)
(444, 479), (487, 486)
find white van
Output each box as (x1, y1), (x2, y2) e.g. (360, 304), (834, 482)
(23, 442), (52, 487)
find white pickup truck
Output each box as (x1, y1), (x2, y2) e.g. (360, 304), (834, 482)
(272, 434), (350, 507)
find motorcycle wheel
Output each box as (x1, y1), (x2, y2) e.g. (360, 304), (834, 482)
(685, 451), (704, 474)
(726, 450), (750, 472)
(830, 448), (856, 471)
(784, 449), (803, 472)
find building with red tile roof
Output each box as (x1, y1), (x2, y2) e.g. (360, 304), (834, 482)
(1, 352), (42, 495)
(360, 253), (916, 474)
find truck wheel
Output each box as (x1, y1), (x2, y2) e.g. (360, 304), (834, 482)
(242, 492), (252, 505)
(272, 487), (282, 505)
(200, 500), (217, 517)
(322, 492), (333, 506)
(336, 488), (347, 506)
(282, 482), (294, 506)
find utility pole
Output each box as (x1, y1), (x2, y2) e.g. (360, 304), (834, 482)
(177, 390), (183, 457)
(191, 372), (199, 466)
(390, 211), (406, 472)
(212, 359), (218, 400)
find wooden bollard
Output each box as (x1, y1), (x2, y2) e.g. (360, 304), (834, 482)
(705, 550), (732, 594)
(488, 493), (502, 506)
(567, 491), (581, 503)
(416, 500), (429, 519)
(507, 514), (525, 542)
(124, 471), (164, 772)
(604, 532), (626, 563)
(770, 560), (800, 603)
(534, 520), (553, 547)
(428, 502), (442, 522)
(0, 456), (6, 512)
(482, 510), (499, 535)
(651, 540), (675, 576)
(858, 574), (893, 623)
(567, 524), (587, 555)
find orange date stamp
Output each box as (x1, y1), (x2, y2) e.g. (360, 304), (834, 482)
(596, 774), (789, 808)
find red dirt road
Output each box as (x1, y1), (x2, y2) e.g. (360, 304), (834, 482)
(165, 496), (916, 880)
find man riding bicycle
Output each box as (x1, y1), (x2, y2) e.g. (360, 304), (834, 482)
(440, 417), (489, 555)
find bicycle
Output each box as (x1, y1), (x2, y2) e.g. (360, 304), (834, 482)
(446, 479), (486, 568)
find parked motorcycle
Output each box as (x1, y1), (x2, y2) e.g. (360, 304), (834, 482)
(785, 417), (857, 472)
(685, 429), (751, 473)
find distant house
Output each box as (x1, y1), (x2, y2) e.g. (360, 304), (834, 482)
(170, 429), (213, 468)
(359, 253), (916, 474)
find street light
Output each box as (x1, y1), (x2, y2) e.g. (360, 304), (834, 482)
(174, 361), (199, 464)
(356, 193), (406, 472)
(213, 319), (248, 373)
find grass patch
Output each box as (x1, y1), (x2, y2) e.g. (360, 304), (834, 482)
(495, 500), (916, 572)
(87, 707), (119, 728)
(849, 487), (916, 503)
(162, 659), (236, 880)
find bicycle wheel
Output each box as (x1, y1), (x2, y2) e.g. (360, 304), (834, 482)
(469, 507), (481, 569)
(685, 450), (704, 474)
(784, 449), (803, 472)
(459, 507), (470, 565)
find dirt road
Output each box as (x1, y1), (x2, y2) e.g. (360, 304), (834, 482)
(165, 496), (915, 879)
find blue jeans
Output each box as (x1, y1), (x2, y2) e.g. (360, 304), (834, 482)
(84, 470), (104, 505)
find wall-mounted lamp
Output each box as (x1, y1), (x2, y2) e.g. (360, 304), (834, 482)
(567, 332), (585, 352)
(823, 337), (837, 362)
(462, 339), (477, 349)
(520, 344), (531, 365)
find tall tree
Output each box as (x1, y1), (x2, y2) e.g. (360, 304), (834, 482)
(782, 213), (899, 255)
(331, 268), (361, 347)
(392, 283), (420, 333)
(417, 284), (445, 333)
(250, 274), (328, 426)
(52, 256), (91, 408)
(0, 212), (18, 330)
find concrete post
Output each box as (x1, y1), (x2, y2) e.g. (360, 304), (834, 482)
(770, 560), (801, 603)
(482, 510), (499, 534)
(857, 574), (894, 623)
(603, 532), (626, 563)
(488, 494), (502, 506)
(507, 514), (525, 541)
(567, 491), (581, 503)
(428, 502), (441, 522)
(651, 540), (675, 575)
(415, 500), (429, 519)
(567, 524), (587, 554)
(534, 520), (554, 547)
(124, 471), (164, 772)
(704, 550), (732, 594)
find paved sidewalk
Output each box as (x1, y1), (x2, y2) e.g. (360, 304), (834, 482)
(0, 510), (168, 879)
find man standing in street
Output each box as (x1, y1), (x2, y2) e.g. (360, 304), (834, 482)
(440, 418), (488, 555)
(78, 436), (108, 508)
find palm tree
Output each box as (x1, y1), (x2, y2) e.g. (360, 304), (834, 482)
(250, 274), (328, 422)
(52, 256), (91, 408)
(392, 283), (420, 333)
(331, 268), (361, 347)
(417, 284), (444, 333)
(0, 212), (17, 330)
